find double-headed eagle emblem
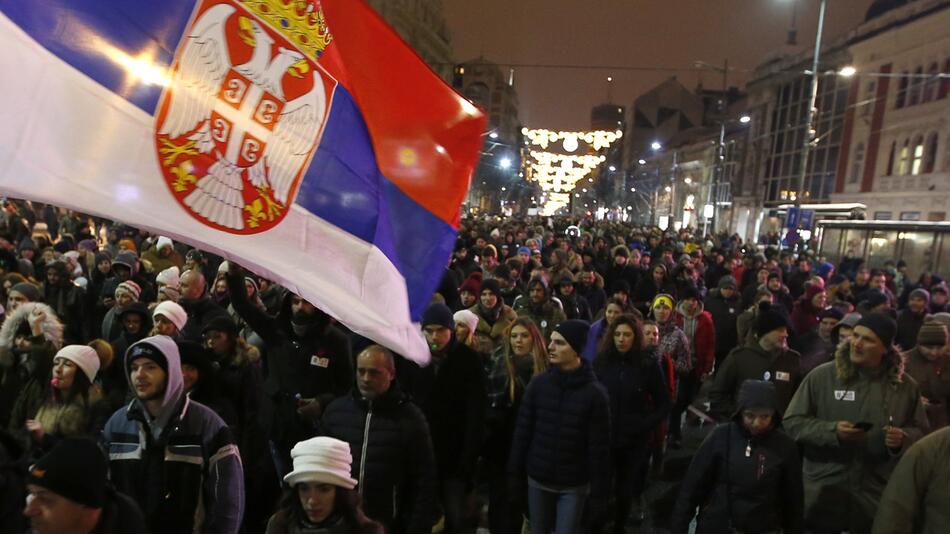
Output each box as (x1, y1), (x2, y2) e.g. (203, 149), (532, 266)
(155, 1), (332, 233)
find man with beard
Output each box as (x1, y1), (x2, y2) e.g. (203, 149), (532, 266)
(102, 336), (244, 533)
(784, 313), (929, 533)
(576, 266), (607, 318)
(709, 302), (802, 418)
(225, 262), (352, 479)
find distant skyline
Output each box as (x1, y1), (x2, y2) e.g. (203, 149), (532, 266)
(443, 0), (875, 130)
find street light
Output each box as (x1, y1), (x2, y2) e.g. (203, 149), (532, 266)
(489, 132), (499, 139)
(739, 114), (751, 124)
(794, 0), (827, 214)
(608, 165), (616, 172)
(839, 65), (856, 77)
(684, 177), (692, 185)
(638, 159), (647, 165)
(651, 141), (662, 151)
(665, 186), (672, 192)
(499, 157), (511, 169)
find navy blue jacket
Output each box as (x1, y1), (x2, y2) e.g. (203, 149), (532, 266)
(508, 360), (611, 502)
(593, 352), (671, 448)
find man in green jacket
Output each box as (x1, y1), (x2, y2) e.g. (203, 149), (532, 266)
(710, 302), (802, 418)
(784, 312), (929, 533)
(872, 426), (950, 534)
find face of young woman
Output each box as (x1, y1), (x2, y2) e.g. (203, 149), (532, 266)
(509, 325), (533, 357)
(653, 304), (672, 324)
(613, 323), (637, 354)
(605, 303), (624, 326)
(51, 357), (78, 391)
(298, 482), (337, 523)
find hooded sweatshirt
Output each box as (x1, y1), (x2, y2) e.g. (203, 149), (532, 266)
(103, 335), (244, 533)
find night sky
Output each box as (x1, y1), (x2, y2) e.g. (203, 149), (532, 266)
(443, 0), (875, 130)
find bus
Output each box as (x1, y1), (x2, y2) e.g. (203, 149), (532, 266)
(816, 219), (950, 278)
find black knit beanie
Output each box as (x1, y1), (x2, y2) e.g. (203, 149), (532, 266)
(28, 437), (107, 508)
(756, 302), (790, 337)
(856, 312), (897, 348)
(422, 303), (455, 330)
(481, 278), (502, 298)
(554, 319), (590, 355)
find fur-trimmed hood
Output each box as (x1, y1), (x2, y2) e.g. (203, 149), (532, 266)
(0, 302), (64, 350)
(0, 302), (64, 369)
(833, 338), (906, 386)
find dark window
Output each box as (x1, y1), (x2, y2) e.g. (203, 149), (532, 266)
(941, 59), (950, 99)
(923, 63), (939, 103)
(924, 132), (939, 174)
(896, 72), (909, 108)
(909, 67), (923, 106)
(887, 141), (896, 176)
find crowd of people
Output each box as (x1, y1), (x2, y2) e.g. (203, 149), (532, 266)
(0, 199), (947, 534)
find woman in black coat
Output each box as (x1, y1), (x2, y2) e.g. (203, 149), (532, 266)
(593, 314), (670, 532)
(671, 380), (803, 534)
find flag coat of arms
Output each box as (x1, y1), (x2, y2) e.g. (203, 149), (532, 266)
(0, 0), (485, 364)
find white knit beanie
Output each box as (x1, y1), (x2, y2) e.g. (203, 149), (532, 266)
(453, 309), (479, 333)
(153, 301), (188, 331)
(156, 266), (180, 289)
(55, 345), (100, 383)
(283, 437), (357, 489)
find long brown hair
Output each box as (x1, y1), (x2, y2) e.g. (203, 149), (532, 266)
(596, 313), (644, 364)
(502, 317), (549, 403)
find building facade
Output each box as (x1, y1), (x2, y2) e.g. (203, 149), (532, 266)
(364, 0), (454, 80)
(832, 0), (950, 221)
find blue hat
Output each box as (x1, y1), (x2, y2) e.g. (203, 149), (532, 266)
(517, 246), (530, 255)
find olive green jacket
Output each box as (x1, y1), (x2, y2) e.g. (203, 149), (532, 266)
(783, 342), (929, 533)
(873, 426), (950, 534)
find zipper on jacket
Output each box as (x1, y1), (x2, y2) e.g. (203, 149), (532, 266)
(358, 402), (373, 494)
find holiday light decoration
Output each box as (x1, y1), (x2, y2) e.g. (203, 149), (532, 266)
(521, 127), (623, 151)
(522, 128), (622, 215)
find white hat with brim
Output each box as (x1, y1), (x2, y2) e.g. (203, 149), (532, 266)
(283, 437), (357, 490)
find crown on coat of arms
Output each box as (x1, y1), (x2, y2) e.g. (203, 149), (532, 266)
(239, 0), (332, 59)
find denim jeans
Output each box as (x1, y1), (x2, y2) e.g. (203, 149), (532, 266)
(527, 481), (588, 534)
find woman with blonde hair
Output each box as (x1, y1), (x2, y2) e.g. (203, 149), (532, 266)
(484, 317), (548, 534)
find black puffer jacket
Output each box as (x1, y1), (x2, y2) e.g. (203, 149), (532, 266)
(321, 385), (437, 534)
(672, 383), (803, 534)
(508, 361), (611, 504)
(593, 351), (670, 448)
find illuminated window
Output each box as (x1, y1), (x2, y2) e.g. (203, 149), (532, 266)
(911, 135), (924, 175)
(897, 138), (910, 175)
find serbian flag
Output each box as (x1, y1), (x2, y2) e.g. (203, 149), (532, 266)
(0, 0), (484, 364)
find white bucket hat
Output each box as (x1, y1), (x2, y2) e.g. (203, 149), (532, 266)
(283, 437), (357, 489)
